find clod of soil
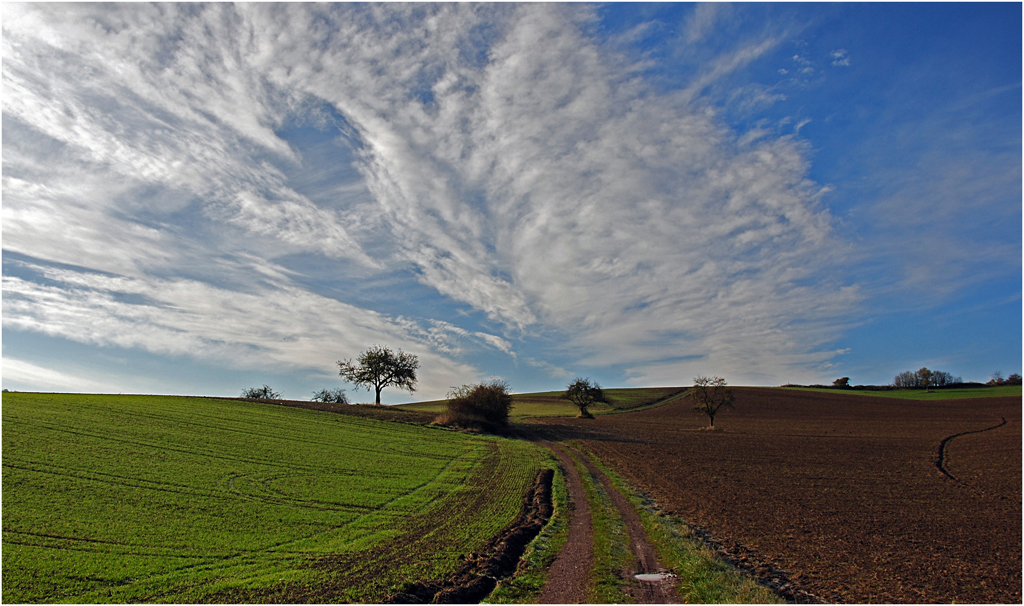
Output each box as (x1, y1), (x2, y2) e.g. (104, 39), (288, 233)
(384, 468), (554, 604)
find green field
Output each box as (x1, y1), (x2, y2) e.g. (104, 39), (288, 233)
(397, 386), (687, 419)
(2, 393), (544, 603)
(778, 385), (1022, 400)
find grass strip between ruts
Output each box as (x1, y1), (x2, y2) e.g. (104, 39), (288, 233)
(563, 446), (635, 603)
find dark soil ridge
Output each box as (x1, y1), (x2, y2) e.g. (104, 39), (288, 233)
(935, 416), (1008, 485)
(384, 468), (555, 604)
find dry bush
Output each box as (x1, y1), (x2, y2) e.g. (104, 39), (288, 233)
(436, 380), (513, 433)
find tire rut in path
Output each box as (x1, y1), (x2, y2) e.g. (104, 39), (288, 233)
(536, 442), (594, 604)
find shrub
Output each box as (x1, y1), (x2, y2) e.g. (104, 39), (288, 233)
(436, 380), (513, 433)
(311, 388), (348, 404)
(241, 385), (281, 400)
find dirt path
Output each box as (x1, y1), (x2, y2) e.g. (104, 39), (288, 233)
(537, 440), (680, 604)
(536, 442), (594, 604)
(565, 444), (681, 604)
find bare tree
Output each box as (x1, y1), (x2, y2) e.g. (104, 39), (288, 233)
(337, 345), (419, 405)
(893, 370), (917, 389)
(311, 388), (348, 404)
(691, 375), (733, 428)
(241, 385), (281, 400)
(562, 377), (605, 419)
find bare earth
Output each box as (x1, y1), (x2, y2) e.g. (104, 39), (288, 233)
(532, 388), (1022, 603)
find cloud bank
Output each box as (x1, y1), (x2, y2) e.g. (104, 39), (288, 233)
(3, 4), (861, 394)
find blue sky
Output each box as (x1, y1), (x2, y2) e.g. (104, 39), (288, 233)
(3, 3), (1020, 403)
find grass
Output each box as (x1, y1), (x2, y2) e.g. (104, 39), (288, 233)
(778, 384), (1022, 400)
(2, 393), (544, 603)
(575, 448), (782, 604)
(396, 386), (687, 420)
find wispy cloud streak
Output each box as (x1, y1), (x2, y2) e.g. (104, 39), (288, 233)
(3, 4), (863, 391)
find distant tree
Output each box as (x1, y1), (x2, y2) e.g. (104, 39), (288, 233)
(1006, 373), (1022, 385)
(438, 380), (514, 433)
(893, 370), (917, 389)
(833, 377), (851, 389)
(931, 370), (961, 387)
(988, 371), (1005, 386)
(337, 345), (419, 405)
(917, 367), (934, 391)
(894, 367), (961, 389)
(562, 377), (605, 419)
(242, 385), (281, 400)
(691, 375), (734, 428)
(311, 388), (348, 404)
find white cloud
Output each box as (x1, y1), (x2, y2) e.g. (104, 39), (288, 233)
(830, 49), (851, 66)
(1, 263), (481, 399)
(3, 4), (863, 389)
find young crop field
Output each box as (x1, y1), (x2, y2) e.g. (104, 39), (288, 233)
(2, 393), (545, 603)
(397, 386), (686, 419)
(530, 388), (1022, 603)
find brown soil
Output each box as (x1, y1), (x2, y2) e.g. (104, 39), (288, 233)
(531, 388), (1022, 603)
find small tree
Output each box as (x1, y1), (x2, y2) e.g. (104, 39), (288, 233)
(917, 367), (934, 392)
(562, 377), (604, 419)
(438, 380), (514, 433)
(242, 385), (281, 400)
(893, 370), (917, 389)
(691, 375), (733, 428)
(833, 377), (851, 389)
(311, 388), (348, 404)
(337, 345), (419, 405)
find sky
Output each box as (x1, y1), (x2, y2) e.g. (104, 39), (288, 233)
(2, 3), (1021, 403)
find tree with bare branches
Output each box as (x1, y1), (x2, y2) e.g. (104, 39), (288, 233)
(563, 377), (605, 419)
(337, 345), (419, 405)
(691, 375), (733, 427)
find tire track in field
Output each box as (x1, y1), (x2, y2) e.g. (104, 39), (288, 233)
(935, 416), (1007, 485)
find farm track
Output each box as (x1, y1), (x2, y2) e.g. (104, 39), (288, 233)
(536, 442), (595, 604)
(561, 443), (682, 604)
(531, 388), (1022, 603)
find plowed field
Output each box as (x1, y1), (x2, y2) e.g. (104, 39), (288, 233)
(531, 388), (1021, 603)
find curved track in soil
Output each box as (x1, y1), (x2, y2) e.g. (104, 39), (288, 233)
(936, 416), (1007, 482)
